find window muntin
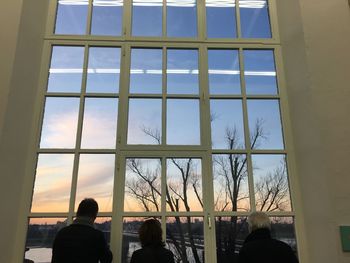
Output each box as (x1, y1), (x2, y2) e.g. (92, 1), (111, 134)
(27, 1), (298, 261)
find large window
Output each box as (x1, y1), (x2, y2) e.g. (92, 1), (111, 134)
(24, 0), (297, 262)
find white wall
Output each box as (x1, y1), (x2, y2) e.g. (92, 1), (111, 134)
(277, 0), (350, 262)
(0, 1), (48, 262)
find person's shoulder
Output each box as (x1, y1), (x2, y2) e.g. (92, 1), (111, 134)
(272, 239), (294, 249)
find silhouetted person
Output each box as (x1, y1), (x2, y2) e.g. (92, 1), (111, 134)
(51, 198), (112, 263)
(238, 212), (298, 263)
(130, 219), (174, 263)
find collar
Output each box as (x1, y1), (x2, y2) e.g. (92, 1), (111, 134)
(73, 216), (95, 228)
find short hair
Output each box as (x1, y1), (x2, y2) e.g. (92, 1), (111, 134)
(139, 219), (163, 248)
(248, 212), (271, 232)
(77, 198), (98, 218)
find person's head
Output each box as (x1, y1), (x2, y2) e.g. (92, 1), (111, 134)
(77, 198), (99, 219)
(139, 219), (163, 248)
(247, 212), (271, 232)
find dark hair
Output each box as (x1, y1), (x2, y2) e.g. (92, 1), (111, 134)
(77, 198), (98, 218)
(139, 219), (163, 248)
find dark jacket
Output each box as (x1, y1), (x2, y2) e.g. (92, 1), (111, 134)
(238, 228), (298, 263)
(51, 218), (112, 263)
(130, 245), (175, 263)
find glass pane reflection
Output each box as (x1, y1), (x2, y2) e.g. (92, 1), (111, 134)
(239, 0), (271, 38)
(244, 50), (277, 95)
(252, 155), (292, 212)
(124, 159), (161, 212)
(215, 216), (248, 262)
(132, 0), (162, 36)
(213, 154), (249, 212)
(167, 49), (199, 94)
(87, 47), (121, 93)
(40, 97), (80, 149)
(247, 99), (284, 149)
(166, 158), (202, 211)
(127, 99), (162, 144)
(210, 99), (245, 149)
(75, 154), (115, 212)
(24, 218), (67, 263)
(166, 217), (204, 263)
(48, 46), (85, 93)
(81, 98), (118, 149)
(167, 0), (197, 37)
(206, 0), (237, 38)
(55, 0), (88, 35)
(208, 49), (241, 95)
(130, 49), (162, 94)
(167, 99), (200, 145)
(91, 0), (123, 36)
(31, 154), (74, 213)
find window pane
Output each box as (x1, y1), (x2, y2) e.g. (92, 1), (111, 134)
(252, 155), (292, 212)
(206, 0), (236, 38)
(239, 0), (271, 38)
(210, 100), (245, 149)
(270, 217), (298, 255)
(91, 0), (123, 36)
(55, 0), (88, 35)
(167, 0), (197, 37)
(40, 97), (80, 148)
(167, 99), (200, 145)
(75, 154), (115, 212)
(130, 49), (162, 94)
(247, 99), (284, 149)
(213, 154), (249, 212)
(124, 159), (161, 212)
(81, 98), (118, 149)
(31, 154), (74, 213)
(24, 218), (67, 263)
(208, 49), (241, 95)
(95, 217), (112, 244)
(244, 50), (277, 94)
(87, 47), (121, 93)
(167, 49), (199, 94)
(132, 0), (162, 36)
(215, 216), (249, 262)
(127, 99), (162, 144)
(166, 217), (204, 262)
(166, 158), (202, 211)
(48, 46), (85, 93)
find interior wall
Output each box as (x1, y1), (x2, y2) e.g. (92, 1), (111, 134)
(0, 1), (49, 262)
(1, 0), (350, 262)
(277, 0), (350, 262)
